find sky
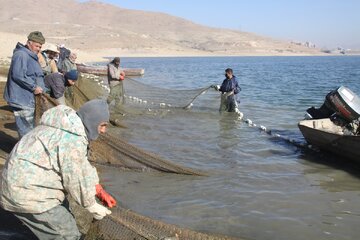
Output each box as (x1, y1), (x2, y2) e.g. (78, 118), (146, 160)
(97, 0), (360, 49)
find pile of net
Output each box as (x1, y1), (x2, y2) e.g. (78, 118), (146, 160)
(85, 206), (242, 240)
(66, 195), (242, 240)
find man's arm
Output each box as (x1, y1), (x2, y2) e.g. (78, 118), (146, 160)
(234, 78), (241, 94)
(219, 79), (226, 92)
(58, 135), (99, 208)
(49, 60), (59, 73)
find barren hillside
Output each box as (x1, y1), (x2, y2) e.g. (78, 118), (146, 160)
(0, 0), (322, 57)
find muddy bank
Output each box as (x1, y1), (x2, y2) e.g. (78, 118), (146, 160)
(0, 82), (17, 164)
(0, 78), (34, 239)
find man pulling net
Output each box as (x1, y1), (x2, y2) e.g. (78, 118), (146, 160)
(212, 68), (244, 118)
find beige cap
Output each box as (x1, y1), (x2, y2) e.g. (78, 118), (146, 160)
(43, 43), (59, 53)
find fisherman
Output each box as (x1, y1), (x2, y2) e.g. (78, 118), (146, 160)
(56, 44), (71, 72)
(0, 99), (117, 239)
(44, 69), (79, 105)
(3, 31), (46, 138)
(212, 68), (243, 118)
(38, 43), (59, 76)
(107, 57), (126, 106)
(61, 51), (78, 73)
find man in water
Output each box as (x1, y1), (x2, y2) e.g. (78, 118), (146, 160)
(213, 68), (243, 118)
(0, 99), (116, 239)
(3, 31), (46, 138)
(107, 57), (126, 106)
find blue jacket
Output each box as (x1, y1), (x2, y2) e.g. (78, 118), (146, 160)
(219, 76), (241, 94)
(3, 42), (45, 108)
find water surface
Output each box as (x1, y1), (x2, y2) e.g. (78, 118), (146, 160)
(101, 56), (360, 240)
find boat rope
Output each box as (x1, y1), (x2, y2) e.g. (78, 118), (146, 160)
(239, 116), (312, 150)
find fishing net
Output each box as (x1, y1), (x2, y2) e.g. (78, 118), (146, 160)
(71, 74), (211, 111)
(33, 73), (248, 239)
(84, 205), (242, 240)
(66, 195), (241, 240)
(5, 67), (242, 239)
(34, 74), (206, 176)
(122, 77), (212, 110)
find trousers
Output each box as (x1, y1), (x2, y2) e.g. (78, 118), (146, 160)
(219, 94), (239, 112)
(107, 81), (125, 105)
(13, 202), (81, 240)
(11, 106), (35, 138)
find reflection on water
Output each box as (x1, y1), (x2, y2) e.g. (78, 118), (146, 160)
(102, 57), (360, 239)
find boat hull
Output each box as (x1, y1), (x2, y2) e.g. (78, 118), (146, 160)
(298, 119), (360, 162)
(76, 63), (144, 76)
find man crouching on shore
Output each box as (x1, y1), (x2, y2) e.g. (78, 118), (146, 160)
(0, 99), (117, 239)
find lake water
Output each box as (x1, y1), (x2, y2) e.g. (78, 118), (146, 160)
(101, 56), (360, 240)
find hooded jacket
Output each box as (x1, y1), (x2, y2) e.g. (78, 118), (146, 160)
(3, 42), (45, 108)
(77, 99), (110, 141)
(0, 105), (99, 214)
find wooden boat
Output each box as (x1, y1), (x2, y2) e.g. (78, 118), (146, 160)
(298, 118), (360, 162)
(76, 63), (145, 76)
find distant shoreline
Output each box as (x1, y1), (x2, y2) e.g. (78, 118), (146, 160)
(0, 31), (358, 64)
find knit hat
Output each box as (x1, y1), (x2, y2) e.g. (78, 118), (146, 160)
(113, 57), (120, 63)
(64, 70), (78, 81)
(76, 99), (110, 141)
(27, 31), (45, 44)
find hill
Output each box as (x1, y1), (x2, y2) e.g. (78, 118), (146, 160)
(0, 0), (323, 60)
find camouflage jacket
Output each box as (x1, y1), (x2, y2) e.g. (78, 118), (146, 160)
(0, 105), (99, 213)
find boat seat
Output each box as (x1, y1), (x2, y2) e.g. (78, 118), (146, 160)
(312, 119), (344, 134)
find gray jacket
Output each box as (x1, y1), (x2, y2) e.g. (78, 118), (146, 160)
(44, 72), (66, 99)
(107, 62), (122, 84)
(3, 42), (45, 108)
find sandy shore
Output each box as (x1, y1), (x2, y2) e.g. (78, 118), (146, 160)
(0, 31), (107, 63)
(2, 31), (350, 65)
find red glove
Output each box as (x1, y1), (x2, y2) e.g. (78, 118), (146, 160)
(95, 184), (117, 208)
(119, 71), (125, 81)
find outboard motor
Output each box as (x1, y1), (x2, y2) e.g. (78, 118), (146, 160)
(306, 86), (360, 124)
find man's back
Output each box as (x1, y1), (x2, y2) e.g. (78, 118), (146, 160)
(0, 105), (98, 213)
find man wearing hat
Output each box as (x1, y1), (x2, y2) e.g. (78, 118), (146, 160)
(44, 69), (79, 105)
(107, 57), (126, 106)
(38, 43), (59, 76)
(3, 31), (46, 138)
(212, 68), (243, 118)
(61, 51), (78, 73)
